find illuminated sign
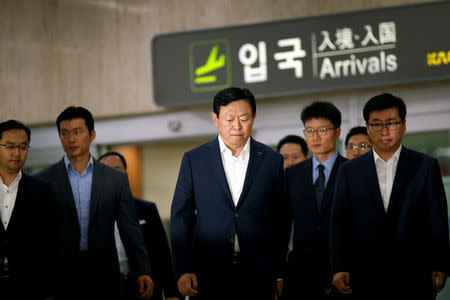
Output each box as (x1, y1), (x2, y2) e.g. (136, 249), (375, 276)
(152, 1), (450, 107)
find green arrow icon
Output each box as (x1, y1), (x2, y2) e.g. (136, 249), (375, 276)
(194, 45), (225, 84)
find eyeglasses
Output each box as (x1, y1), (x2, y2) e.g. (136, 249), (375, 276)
(368, 120), (403, 132)
(303, 127), (336, 137)
(346, 143), (372, 151)
(0, 143), (30, 152)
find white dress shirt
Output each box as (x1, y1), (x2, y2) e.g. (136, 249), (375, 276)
(218, 135), (250, 253)
(373, 145), (402, 212)
(114, 222), (131, 274)
(0, 171), (22, 229)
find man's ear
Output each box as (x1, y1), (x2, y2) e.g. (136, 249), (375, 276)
(90, 129), (96, 142)
(211, 112), (219, 127)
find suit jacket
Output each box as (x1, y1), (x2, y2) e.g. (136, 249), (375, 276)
(330, 147), (450, 299)
(284, 154), (347, 296)
(170, 137), (289, 299)
(35, 158), (150, 299)
(134, 198), (179, 300)
(0, 172), (57, 299)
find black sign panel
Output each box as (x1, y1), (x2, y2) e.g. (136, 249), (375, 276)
(152, 1), (450, 107)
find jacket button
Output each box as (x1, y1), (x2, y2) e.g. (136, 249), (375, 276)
(234, 213), (239, 218)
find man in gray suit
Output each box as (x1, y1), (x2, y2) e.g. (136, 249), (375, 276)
(36, 106), (154, 300)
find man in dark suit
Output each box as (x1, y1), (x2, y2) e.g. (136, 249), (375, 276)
(330, 93), (450, 300)
(170, 87), (289, 300)
(0, 120), (57, 300)
(98, 151), (180, 300)
(283, 102), (346, 300)
(35, 107), (154, 300)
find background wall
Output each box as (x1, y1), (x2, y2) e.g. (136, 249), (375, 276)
(0, 0), (438, 125)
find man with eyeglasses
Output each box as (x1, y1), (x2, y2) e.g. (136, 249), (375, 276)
(344, 126), (372, 159)
(283, 102), (347, 300)
(331, 93), (449, 300)
(0, 120), (57, 300)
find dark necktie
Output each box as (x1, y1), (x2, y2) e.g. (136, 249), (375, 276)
(314, 164), (325, 211)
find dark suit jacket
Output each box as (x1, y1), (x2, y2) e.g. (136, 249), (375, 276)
(170, 137), (288, 299)
(35, 158), (150, 299)
(134, 198), (179, 300)
(330, 147), (450, 299)
(0, 172), (57, 299)
(284, 154), (346, 296)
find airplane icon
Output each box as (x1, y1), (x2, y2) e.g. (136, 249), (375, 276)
(194, 45), (225, 84)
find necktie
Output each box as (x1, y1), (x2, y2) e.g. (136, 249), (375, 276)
(314, 164), (325, 211)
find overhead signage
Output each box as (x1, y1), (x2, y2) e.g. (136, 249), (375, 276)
(152, 1), (450, 107)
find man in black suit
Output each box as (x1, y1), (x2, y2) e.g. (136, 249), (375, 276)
(330, 93), (450, 300)
(35, 107), (154, 300)
(0, 120), (56, 300)
(98, 151), (180, 300)
(171, 87), (289, 300)
(283, 102), (347, 300)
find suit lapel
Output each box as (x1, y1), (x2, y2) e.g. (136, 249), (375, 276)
(208, 137), (234, 209)
(365, 151), (386, 215)
(387, 147), (412, 215)
(236, 138), (264, 210)
(6, 173), (28, 233)
(89, 161), (101, 223)
(56, 159), (81, 228)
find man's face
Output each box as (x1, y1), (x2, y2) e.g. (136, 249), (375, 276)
(99, 155), (125, 172)
(59, 118), (96, 160)
(366, 107), (405, 155)
(211, 100), (255, 150)
(304, 118), (340, 159)
(346, 134), (372, 159)
(0, 129), (29, 175)
(280, 142), (306, 169)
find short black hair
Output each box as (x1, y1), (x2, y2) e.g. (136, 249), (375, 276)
(345, 126), (368, 146)
(277, 135), (308, 156)
(56, 106), (95, 135)
(363, 93), (407, 122)
(301, 101), (341, 128)
(0, 120), (31, 143)
(213, 87), (256, 117)
(98, 151), (127, 170)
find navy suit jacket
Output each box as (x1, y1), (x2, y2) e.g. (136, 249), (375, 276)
(0, 173), (57, 299)
(330, 147), (450, 298)
(284, 154), (346, 291)
(134, 199), (179, 300)
(170, 136), (288, 296)
(35, 158), (150, 299)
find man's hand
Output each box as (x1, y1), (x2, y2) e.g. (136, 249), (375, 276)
(432, 271), (447, 295)
(177, 273), (199, 296)
(332, 272), (352, 294)
(276, 279), (283, 298)
(137, 275), (154, 299)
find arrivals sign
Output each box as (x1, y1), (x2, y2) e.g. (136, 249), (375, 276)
(152, 1), (450, 107)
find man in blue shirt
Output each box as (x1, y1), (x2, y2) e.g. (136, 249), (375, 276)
(283, 102), (347, 300)
(36, 106), (154, 300)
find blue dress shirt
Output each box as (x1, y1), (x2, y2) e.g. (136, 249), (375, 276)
(64, 155), (93, 251)
(312, 151), (338, 187)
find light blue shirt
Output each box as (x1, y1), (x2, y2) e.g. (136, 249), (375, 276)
(312, 151), (338, 187)
(64, 155), (94, 251)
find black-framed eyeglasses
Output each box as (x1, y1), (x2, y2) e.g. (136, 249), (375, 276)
(368, 120), (403, 132)
(0, 143), (30, 152)
(346, 143), (372, 151)
(303, 127), (336, 137)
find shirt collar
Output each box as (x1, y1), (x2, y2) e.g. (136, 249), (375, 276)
(64, 155), (94, 174)
(0, 170), (22, 188)
(312, 151), (338, 172)
(218, 134), (251, 158)
(373, 144), (402, 164)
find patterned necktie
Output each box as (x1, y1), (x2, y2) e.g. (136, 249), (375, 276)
(314, 164), (325, 211)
